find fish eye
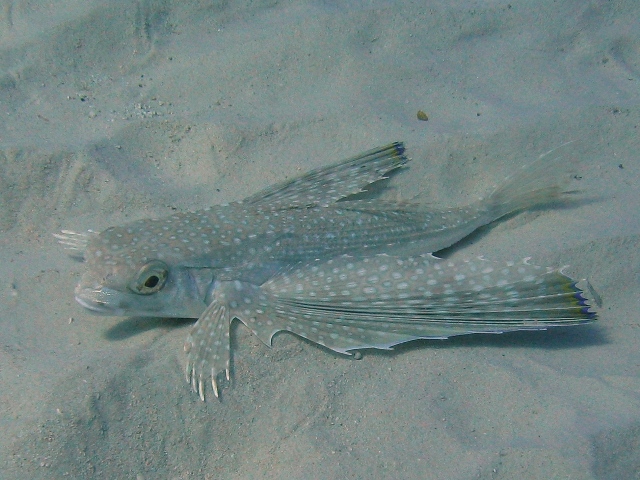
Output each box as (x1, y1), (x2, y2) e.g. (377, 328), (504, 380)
(129, 260), (168, 295)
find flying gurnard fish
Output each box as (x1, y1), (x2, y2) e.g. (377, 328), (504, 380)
(56, 142), (597, 400)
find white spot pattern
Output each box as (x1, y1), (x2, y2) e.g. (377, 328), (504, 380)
(70, 142), (595, 401)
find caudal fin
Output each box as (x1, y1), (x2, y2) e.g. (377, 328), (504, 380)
(487, 142), (580, 219)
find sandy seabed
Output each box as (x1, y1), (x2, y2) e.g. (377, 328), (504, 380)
(1, 1), (639, 478)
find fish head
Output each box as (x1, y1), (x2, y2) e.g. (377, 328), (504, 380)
(73, 222), (213, 319)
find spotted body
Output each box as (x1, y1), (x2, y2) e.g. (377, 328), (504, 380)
(57, 142), (596, 400)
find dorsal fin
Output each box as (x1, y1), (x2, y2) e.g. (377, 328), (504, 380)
(53, 230), (95, 261)
(244, 142), (408, 209)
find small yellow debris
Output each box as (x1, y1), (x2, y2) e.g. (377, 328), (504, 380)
(417, 110), (429, 121)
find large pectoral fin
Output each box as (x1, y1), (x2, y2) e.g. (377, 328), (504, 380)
(185, 256), (597, 401)
(261, 255), (597, 352)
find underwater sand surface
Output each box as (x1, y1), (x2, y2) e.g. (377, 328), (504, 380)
(1, 1), (639, 478)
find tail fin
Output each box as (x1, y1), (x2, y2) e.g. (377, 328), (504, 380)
(487, 142), (580, 219)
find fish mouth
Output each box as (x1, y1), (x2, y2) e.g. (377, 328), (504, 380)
(75, 295), (122, 315)
(74, 287), (127, 316)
